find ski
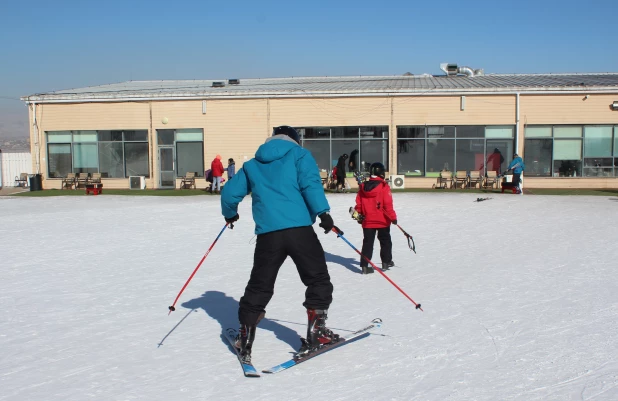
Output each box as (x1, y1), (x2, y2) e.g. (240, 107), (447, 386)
(225, 328), (260, 378)
(262, 318), (382, 374)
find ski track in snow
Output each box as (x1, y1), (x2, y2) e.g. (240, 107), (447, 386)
(0, 193), (617, 400)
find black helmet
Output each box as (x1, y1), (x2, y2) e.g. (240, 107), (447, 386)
(369, 162), (386, 178)
(272, 126), (300, 144)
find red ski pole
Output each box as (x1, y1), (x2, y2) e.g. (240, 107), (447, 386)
(168, 223), (232, 314)
(331, 227), (422, 311)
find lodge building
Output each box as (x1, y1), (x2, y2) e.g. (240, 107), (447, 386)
(22, 65), (618, 190)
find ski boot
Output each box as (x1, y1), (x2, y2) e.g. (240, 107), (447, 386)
(234, 324), (256, 363)
(382, 261), (394, 271)
(361, 264), (374, 274)
(297, 309), (340, 357)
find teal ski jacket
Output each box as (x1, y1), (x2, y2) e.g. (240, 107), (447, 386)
(221, 137), (330, 234)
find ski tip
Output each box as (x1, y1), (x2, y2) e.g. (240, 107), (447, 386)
(372, 318), (383, 324)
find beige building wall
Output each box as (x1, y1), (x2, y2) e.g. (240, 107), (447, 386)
(27, 92), (618, 190)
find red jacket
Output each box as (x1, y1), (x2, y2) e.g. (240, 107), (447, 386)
(211, 158), (224, 177)
(355, 177), (397, 228)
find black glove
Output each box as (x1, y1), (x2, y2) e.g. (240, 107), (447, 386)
(318, 212), (334, 234)
(225, 214), (239, 224)
(392, 219), (398, 225)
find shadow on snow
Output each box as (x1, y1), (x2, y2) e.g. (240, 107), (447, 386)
(325, 251), (361, 274)
(180, 290), (301, 351)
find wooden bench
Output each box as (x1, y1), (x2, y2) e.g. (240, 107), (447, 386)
(14, 173), (28, 187)
(62, 173), (76, 190)
(180, 172), (196, 189)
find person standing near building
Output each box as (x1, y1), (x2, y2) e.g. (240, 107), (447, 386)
(225, 158), (236, 181)
(335, 153), (348, 192)
(210, 155), (224, 193)
(353, 162), (398, 274)
(507, 153), (525, 194)
(221, 125), (340, 363)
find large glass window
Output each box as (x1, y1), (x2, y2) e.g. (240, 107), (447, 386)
(98, 142), (124, 178)
(177, 143), (203, 177)
(524, 125), (618, 178)
(47, 144), (72, 178)
(583, 126), (613, 177)
(298, 126), (389, 175)
(46, 130), (150, 178)
(156, 129), (204, 177)
(125, 142), (149, 177)
(396, 126), (514, 176)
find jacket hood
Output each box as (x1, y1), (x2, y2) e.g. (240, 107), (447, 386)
(361, 177), (384, 197)
(255, 137), (298, 163)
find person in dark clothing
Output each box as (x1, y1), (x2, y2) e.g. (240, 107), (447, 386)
(221, 125), (340, 362)
(353, 162), (398, 274)
(348, 149), (359, 173)
(335, 153), (348, 192)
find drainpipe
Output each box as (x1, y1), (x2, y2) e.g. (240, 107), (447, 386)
(32, 101), (41, 174)
(515, 92), (519, 154)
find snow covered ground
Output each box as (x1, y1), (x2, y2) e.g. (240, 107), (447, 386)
(1, 192), (617, 400)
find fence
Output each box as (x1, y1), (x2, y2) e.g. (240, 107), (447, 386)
(0, 151), (33, 188)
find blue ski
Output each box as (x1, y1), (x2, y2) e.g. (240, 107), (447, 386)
(262, 318), (383, 374)
(225, 328), (260, 377)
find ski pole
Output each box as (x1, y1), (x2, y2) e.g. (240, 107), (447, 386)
(380, 209), (416, 253)
(331, 227), (422, 311)
(168, 222), (232, 314)
(394, 224), (416, 254)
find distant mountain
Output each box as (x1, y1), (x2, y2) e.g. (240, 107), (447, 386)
(0, 138), (30, 152)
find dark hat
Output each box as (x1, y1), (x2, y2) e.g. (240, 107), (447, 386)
(272, 126), (300, 144)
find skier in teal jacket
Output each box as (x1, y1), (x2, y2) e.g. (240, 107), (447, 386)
(221, 126), (340, 362)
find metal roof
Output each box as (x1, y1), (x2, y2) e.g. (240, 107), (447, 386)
(22, 73), (618, 102)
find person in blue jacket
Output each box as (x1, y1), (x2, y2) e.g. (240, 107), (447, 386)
(221, 126), (340, 362)
(224, 158), (236, 181)
(507, 153), (525, 194)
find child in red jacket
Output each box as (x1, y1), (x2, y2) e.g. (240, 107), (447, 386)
(354, 162), (397, 274)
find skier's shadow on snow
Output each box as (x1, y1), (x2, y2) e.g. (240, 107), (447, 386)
(181, 291), (301, 350)
(324, 251), (361, 274)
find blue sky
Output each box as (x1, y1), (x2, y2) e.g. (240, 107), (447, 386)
(0, 0), (614, 138)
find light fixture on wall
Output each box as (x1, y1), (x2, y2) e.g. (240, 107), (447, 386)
(611, 101), (618, 110)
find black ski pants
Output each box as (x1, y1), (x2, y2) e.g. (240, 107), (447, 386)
(238, 226), (333, 326)
(512, 173), (521, 188)
(360, 227), (392, 267)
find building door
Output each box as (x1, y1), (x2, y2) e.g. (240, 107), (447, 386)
(159, 147), (175, 188)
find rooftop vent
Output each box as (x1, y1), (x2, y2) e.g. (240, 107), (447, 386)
(440, 63), (484, 77)
(228, 79), (240, 85)
(212, 81), (225, 88)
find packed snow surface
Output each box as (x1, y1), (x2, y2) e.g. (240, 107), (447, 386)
(1, 192), (617, 400)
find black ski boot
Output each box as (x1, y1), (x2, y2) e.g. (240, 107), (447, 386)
(361, 265), (374, 274)
(297, 309), (340, 356)
(382, 261), (394, 271)
(234, 324), (256, 363)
